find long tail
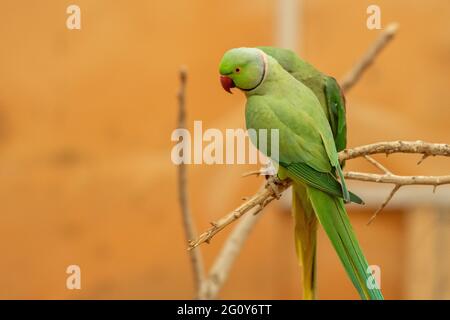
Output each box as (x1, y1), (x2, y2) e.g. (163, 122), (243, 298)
(306, 186), (384, 300)
(292, 183), (318, 300)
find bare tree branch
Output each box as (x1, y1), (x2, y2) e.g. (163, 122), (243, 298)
(176, 67), (205, 296)
(342, 141), (450, 222)
(188, 141), (450, 250)
(340, 22), (399, 91)
(344, 171), (450, 186)
(199, 212), (265, 299)
(339, 140), (450, 161)
(367, 185), (401, 225)
(189, 177), (289, 250)
(364, 155), (392, 175)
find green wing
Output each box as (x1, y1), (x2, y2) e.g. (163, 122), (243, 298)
(324, 76), (347, 152)
(284, 162), (363, 204)
(246, 92), (355, 203)
(258, 46), (348, 152)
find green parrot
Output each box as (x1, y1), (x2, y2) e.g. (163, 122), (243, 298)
(218, 47), (383, 300)
(257, 46), (347, 299)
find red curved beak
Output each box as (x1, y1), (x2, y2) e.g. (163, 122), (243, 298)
(220, 75), (235, 94)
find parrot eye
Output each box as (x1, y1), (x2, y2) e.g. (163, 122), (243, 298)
(235, 67), (240, 73)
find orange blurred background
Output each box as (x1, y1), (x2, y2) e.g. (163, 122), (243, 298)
(0, 0), (449, 299)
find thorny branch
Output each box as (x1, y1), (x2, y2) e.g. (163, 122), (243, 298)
(338, 140), (450, 161)
(189, 178), (290, 250)
(199, 211), (265, 299)
(188, 140), (450, 249)
(344, 142), (450, 224)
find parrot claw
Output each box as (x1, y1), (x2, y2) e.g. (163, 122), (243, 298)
(266, 176), (282, 199)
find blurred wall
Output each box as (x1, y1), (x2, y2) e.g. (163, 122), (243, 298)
(0, 0), (448, 299)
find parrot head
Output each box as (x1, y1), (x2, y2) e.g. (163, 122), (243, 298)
(219, 48), (267, 94)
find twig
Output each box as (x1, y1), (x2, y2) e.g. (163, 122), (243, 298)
(364, 155), (392, 175)
(242, 170), (264, 177)
(339, 140), (450, 161)
(177, 67), (205, 296)
(343, 171), (450, 186)
(345, 164), (450, 224)
(367, 185), (401, 225)
(188, 177), (290, 250)
(188, 141), (450, 249)
(417, 154), (430, 165)
(199, 212), (265, 299)
(340, 22), (399, 92)
(346, 170), (450, 224)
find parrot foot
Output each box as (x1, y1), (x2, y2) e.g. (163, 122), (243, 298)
(266, 176), (282, 199)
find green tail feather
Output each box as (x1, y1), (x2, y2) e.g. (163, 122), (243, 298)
(306, 186), (384, 300)
(292, 183), (317, 299)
